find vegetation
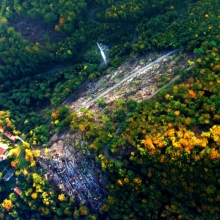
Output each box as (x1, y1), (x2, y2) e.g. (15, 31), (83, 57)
(0, 0), (220, 219)
(101, 45), (220, 219)
(0, 111), (97, 219)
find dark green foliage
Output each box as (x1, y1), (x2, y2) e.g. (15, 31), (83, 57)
(1, 0), (220, 219)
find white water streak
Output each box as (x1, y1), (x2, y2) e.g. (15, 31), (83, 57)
(97, 42), (107, 64)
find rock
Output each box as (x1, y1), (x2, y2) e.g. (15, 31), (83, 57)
(49, 134), (58, 144)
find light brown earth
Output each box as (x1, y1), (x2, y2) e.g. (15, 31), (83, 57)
(65, 50), (196, 116)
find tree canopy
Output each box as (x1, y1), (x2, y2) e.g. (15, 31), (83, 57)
(1, 0), (220, 219)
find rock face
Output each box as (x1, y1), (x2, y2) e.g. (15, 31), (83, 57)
(38, 140), (108, 211)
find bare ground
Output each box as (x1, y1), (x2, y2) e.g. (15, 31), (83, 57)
(66, 51), (196, 116)
(9, 18), (66, 44)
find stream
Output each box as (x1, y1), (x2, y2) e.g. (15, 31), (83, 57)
(89, 1), (138, 67)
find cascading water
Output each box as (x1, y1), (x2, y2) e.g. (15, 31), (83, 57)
(97, 42), (107, 64)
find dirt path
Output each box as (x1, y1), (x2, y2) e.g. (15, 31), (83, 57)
(44, 64), (67, 75)
(104, 73), (180, 163)
(76, 49), (179, 112)
(89, 1), (126, 23)
(103, 64), (195, 164)
(89, 1), (137, 45)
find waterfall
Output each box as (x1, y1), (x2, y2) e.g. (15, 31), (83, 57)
(97, 42), (107, 64)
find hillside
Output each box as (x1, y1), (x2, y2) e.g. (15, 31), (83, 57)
(0, 0), (220, 219)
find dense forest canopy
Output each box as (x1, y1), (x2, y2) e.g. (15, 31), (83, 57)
(0, 0), (220, 219)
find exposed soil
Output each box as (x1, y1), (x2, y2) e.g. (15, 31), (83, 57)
(38, 132), (108, 211)
(37, 50), (198, 209)
(9, 18), (66, 45)
(191, 125), (202, 138)
(66, 51), (197, 116)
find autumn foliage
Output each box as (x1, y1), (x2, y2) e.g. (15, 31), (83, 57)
(2, 199), (13, 211)
(101, 45), (220, 219)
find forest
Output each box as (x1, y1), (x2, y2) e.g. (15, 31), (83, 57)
(0, 0), (220, 219)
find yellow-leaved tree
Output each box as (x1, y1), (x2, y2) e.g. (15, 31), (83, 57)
(2, 199), (13, 211)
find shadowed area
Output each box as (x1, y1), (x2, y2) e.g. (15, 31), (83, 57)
(9, 18), (66, 44)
